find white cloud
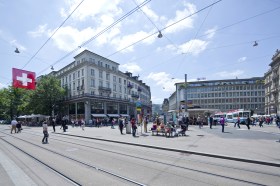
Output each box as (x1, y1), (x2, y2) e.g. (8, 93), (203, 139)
(215, 70), (244, 78)
(28, 24), (48, 38)
(164, 3), (197, 34)
(146, 72), (184, 92)
(238, 57), (247, 62)
(49, 26), (95, 52)
(111, 31), (156, 53)
(120, 63), (142, 74)
(204, 26), (217, 39)
(151, 96), (164, 104)
(168, 39), (208, 56)
(61, 0), (123, 21)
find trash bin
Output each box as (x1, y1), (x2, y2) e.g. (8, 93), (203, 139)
(126, 122), (131, 134)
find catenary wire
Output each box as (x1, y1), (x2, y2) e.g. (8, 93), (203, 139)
(21, 0), (85, 70)
(36, 0), (151, 77)
(107, 0), (222, 58)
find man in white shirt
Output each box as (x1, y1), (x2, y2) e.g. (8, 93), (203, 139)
(42, 121), (49, 144)
(11, 119), (18, 134)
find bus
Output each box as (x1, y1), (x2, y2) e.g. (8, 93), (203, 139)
(232, 109), (251, 124)
(225, 112), (234, 123)
(213, 112), (226, 124)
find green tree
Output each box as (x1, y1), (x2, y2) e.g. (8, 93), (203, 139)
(28, 75), (66, 116)
(0, 86), (31, 120)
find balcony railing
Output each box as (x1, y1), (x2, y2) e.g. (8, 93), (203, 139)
(127, 84), (133, 89)
(131, 93), (139, 98)
(98, 86), (111, 92)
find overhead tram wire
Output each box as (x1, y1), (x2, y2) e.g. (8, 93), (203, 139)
(106, 0), (222, 58)
(197, 5), (280, 39)
(21, 0), (85, 70)
(114, 3), (280, 77)
(37, 0), (151, 77)
(176, 3), (213, 74)
(132, 0), (181, 52)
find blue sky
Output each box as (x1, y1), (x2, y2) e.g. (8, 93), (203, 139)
(0, 0), (279, 104)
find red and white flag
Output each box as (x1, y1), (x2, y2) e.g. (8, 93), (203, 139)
(12, 68), (36, 90)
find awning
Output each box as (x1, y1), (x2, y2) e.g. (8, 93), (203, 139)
(120, 114), (129, 117)
(91, 114), (107, 117)
(107, 114), (120, 117)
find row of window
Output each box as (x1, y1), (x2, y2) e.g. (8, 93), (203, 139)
(187, 91), (264, 98)
(191, 97), (264, 104)
(199, 104), (263, 110)
(188, 80), (260, 87)
(186, 85), (263, 92)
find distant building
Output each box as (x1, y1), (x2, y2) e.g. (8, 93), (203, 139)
(152, 104), (162, 116)
(50, 50), (152, 122)
(264, 49), (280, 115)
(174, 77), (265, 114)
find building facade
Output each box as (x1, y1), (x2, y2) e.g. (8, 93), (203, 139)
(174, 77), (265, 114)
(52, 50), (152, 123)
(264, 49), (280, 115)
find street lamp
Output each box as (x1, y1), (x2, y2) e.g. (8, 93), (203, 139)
(184, 74), (188, 116)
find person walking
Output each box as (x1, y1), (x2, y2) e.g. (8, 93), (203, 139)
(220, 116), (225, 133)
(143, 116), (148, 133)
(234, 116), (241, 128)
(81, 119), (85, 130)
(111, 118), (116, 129)
(246, 116), (251, 130)
(50, 117), (56, 132)
(197, 115), (203, 129)
(259, 117), (264, 127)
(11, 118), (17, 134)
(118, 117), (124, 134)
(16, 121), (22, 133)
(42, 121), (49, 144)
(209, 116), (213, 129)
(131, 118), (137, 137)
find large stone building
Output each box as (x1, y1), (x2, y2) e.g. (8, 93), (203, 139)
(51, 50), (152, 123)
(264, 49), (280, 115)
(173, 77), (265, 114)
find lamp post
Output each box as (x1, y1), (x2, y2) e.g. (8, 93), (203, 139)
(185, 74), (188, 116)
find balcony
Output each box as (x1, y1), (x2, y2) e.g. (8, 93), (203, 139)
(76, 85), (84, 91)
(131, 93), (139, 99)
(127, 84), (133, 89)
(98, 86), (111, 93)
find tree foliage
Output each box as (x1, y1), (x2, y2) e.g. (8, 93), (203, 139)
(0, 75), (65, 120)
(28, 75), (66, 115)
(0, 86), (31, 120)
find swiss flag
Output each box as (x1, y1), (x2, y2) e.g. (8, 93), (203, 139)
(12, 68), (36, 90)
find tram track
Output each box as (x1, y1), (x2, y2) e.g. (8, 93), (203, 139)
(0, 131), (146, 186)
(21, 130), (280, 178)
(1, 130), (278, 186)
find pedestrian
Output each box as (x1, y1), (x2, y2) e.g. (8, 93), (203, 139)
(209, 115), (213, 129)
(50, 117), (56, 132)
(131, 118), (137, 137)
(111, 118), (115, 129)
(81, 119), (85, 130)
(42, 121), (49, 144)
(197, 115), (203, 129)
(259, 117), (264, 127)
(234, 116), (241, 128)
(246, 116), (251, 130)
(16, 121), (22, 133)
(11, 118), (17, 134)
(220, 116), (225, 133)
(143, 116), (148, 133)
(118, 117), (124, 134)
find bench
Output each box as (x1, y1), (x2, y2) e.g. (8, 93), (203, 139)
(151, 128), (165, 136)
